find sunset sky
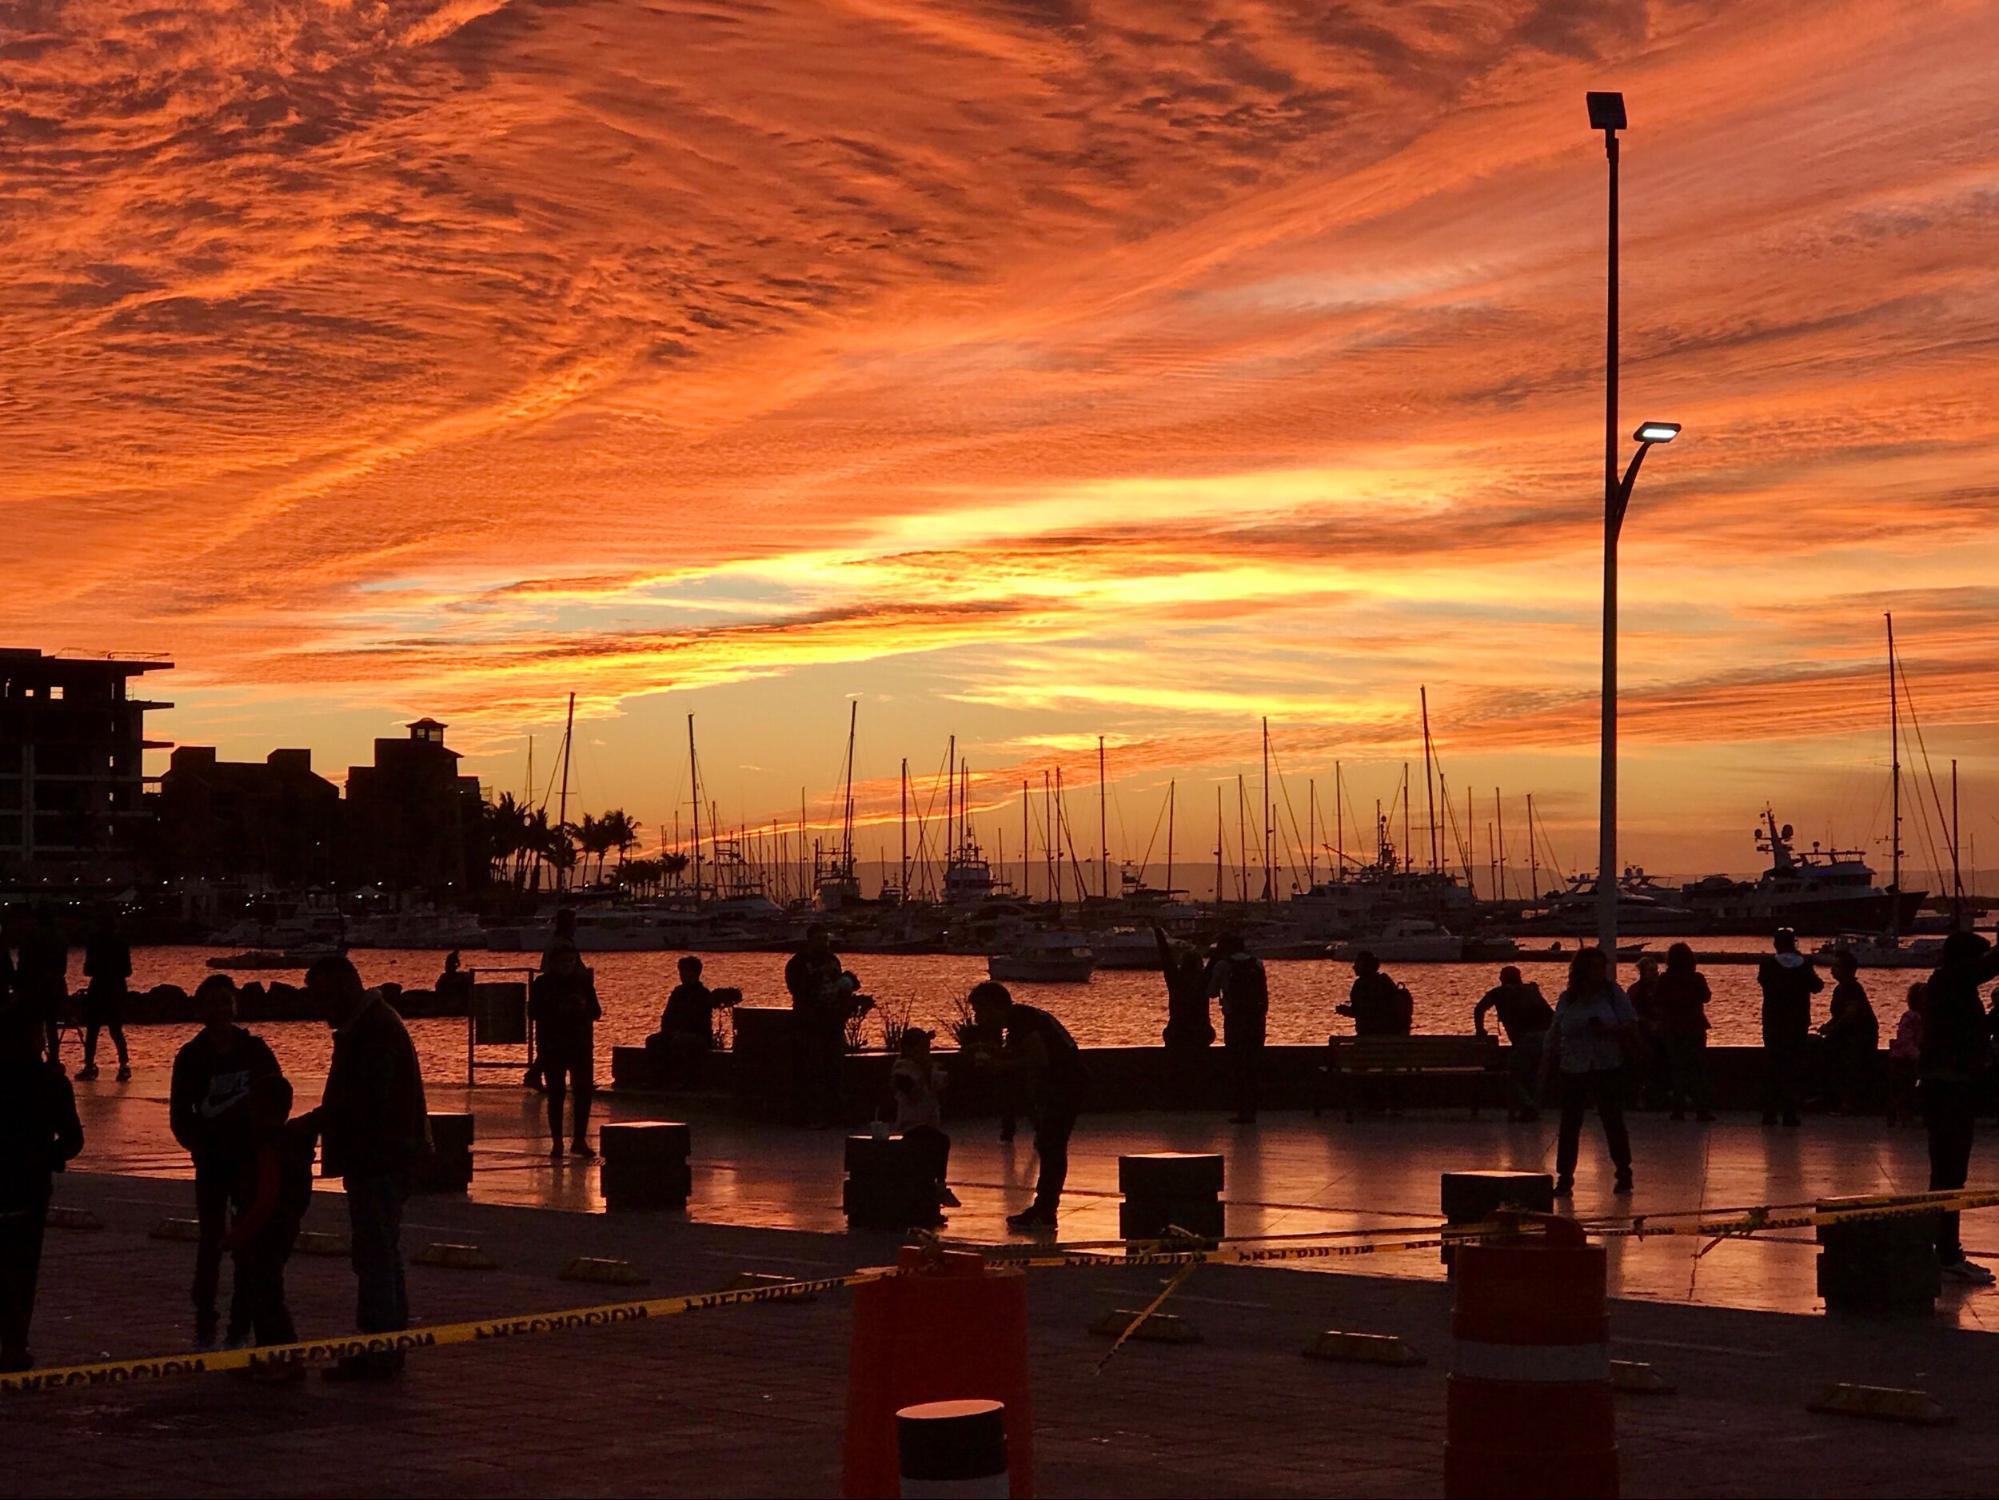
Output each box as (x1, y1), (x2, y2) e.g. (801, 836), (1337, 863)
(5, 0), (1997, 887)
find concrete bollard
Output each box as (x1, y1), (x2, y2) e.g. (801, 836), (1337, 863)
(1815, 1196), (1940, 1314)
(843, 1133), (934, 1230)
(898, 1399), (1011, 1498)
(1439, 1170), (1554, 1269)
(1118, 1152), (1224, 1243)
(844, 1248), (1033, 1498)
(600, 1120), (692, 1211)
(414, 1111), (475, 1194)
(1446, 1216), (1615, 1499)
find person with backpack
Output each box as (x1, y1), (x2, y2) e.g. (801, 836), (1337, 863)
(1207, 933), (1269, 1123)
(1338, 951), (1408, 1036)
(1756, 929), (1823, 1126)
(221, 1074), (314, 1368)
(534, 909), (602, 1157)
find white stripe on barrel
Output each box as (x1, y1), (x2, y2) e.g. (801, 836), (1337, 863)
(897, 1398), (1010, 1498)
(1452, 1339), (1611, 1383)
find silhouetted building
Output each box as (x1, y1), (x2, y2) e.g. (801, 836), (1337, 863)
(344, 719), (484, 892)
(0, 649), (172, 874)
(156, 746), (341, 887)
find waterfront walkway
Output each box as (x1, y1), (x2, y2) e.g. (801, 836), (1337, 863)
(61, 1067), (1999, 1319)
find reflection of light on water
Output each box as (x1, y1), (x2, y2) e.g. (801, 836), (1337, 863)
(103, 938), (1814, 1080)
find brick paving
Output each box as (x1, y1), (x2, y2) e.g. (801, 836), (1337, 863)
(8, 1170), (1999, 1497)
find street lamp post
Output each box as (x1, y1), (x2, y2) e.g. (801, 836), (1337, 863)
(1588, 89), (1682, 972)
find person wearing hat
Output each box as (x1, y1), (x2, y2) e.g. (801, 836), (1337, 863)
(1755, 928), (1822, 1126)
(1919, 931), (1999, 1283)
(890, 1026), (956, 1223)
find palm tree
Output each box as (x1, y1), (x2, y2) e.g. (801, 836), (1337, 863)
(602, 809), (642, 875)
(662, 850), (691, 892)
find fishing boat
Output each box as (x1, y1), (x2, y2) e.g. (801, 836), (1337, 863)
(987, 930), (1096, 983)
(1815, 933), (1950, 970)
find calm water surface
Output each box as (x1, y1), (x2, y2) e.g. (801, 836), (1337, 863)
(72, 938), (1884, 1083)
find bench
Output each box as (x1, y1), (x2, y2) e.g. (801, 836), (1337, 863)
(1315, 1035), (1505, 1122)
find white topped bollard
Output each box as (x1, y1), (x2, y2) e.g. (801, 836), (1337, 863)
(896, 1399), (1010, 1498)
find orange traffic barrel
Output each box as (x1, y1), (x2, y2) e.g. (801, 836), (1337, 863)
(844, 1247), (1034, 1498)
(1444, 1217), (1616, 1499)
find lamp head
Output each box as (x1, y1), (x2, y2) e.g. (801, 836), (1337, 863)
(1633, 421), (1681, 445)
(1586, 91), (1627, 132)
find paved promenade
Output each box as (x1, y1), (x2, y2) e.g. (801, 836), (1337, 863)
(13, 1168), (1999, 1498)
(62, 1067), (1999, 1319)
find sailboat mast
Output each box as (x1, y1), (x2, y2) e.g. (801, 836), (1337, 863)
(1953, 758), (1963, 919)
(1335, 761), (1344, 885)
(842, 701), (857, 875)
(1495, 788), (1507, 903)
(1099, 735), (1110, 901)
(1167, 779), (1177, 898)
(1888, 611), (1902, 937)
(1022, 779), (1030, 901)
(685, 712), (700, 909)
(1402, 762), (1411, 876)
(1214, 784), (1224, 913)
(554, 692), (575, 895)
(1261, 716), (1273, 904)
(1236, 773), (1248, 903)
(1307, 780), (1317, 887)
(899, 758), (910, 899)
(1528, 794), (1539, 906)
(1043, 770), (1055, 906)
(1421, 687), (1439, 873)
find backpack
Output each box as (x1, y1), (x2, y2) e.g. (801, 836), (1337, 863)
(1223, 954), (1269, 1020)
(1392, 984), (1415, 1034)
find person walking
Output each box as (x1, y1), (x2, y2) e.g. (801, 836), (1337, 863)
(1756, 929), (1822, 1126)
(1916, 931), (1999, 1283)
(1654, 942), (1715, 1121)
(302, 955), (430, 1379)
(17, 909), (69, 1069)
(0, 1000), (83, 1372)
(1207, 933), (1269, 1123)
(78, 910), (133, 1082)
(1153, 924), (1213, 1110)
(169, 975), (282, 1349)
(1541, 947), (1639, 1198)
(533, 910), (601, 1158)
(1472, 966), (1553, 1121)
(968, 982), (1085, 1231)
(1817, 950), (1879, 1115)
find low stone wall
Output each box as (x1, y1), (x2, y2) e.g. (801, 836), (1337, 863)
(612, 1029), (1862, 1120)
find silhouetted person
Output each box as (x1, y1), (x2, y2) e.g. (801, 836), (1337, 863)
(1338, 951), (1409, 1036)
(222, 1075), (313, 1365)
(17, 909), (68, 1068)
(0, 1001), (82, 1371)
(1918, 931), (1999, 1283)
(890, 1028), (957, 1224)
(169, 975), (281, 1349)
(1654, 942), (1714, 1121)
(1473, 966), (1552, 1121)
(435, 950), (472, 1009)
(1154, 924), (1214, 1109)
(78, 910), (132, 1082)
(1818, 950), (1878, 1114)
(785, 925), (846, 1127)
(1542, 947), (1638, 1198)
(1887, 982), (1925, 1126)
(651, 955), (738, 1089)
(1208, 932), (1268, 1123)
(969, 981), (1084, 1231)
(533, 910), (600, 1157)
(1757, 929), (1822, 1126)
(1626, 955), (1668, 1107)
(302, 955), (429, 1378)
